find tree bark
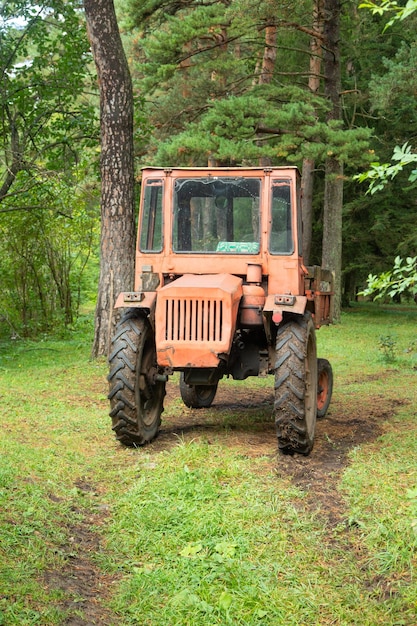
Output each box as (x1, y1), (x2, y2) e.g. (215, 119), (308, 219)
(259, 25), (277, 85)
(255, 24), (277, 166)
(322, 0), (343, 321)
(301, 0), (324, 265)
(84, 0), (135, 357)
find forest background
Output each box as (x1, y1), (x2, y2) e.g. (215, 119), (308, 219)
(1, 0), (416, 349)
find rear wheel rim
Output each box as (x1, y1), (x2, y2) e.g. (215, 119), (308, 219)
(317, 370), (329, 412)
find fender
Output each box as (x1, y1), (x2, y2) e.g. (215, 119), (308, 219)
(114, 291), (157, 312)
(263, 294), (307, 325)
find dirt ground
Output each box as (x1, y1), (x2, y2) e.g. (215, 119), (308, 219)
(43, 380), (406, 625)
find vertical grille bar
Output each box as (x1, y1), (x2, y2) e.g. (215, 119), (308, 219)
(173, 299), (179, 340)
(166, 299), (172, 340)
(202, 300), (207, 341)
(215, 300), (221, 341)
(185, 298), (190, 341)
(179, 299), (185, 340)
(196, 299), (202, 342)
(191, 299), (196, 341)
(208, 299), (214, 341)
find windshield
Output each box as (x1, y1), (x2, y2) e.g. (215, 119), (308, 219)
(173, 177), (261, 254)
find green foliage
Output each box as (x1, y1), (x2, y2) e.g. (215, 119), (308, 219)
(0, 1), (99, 199)
(359, 0), (417, 27)
(355, 143), (417, 194)
(368, 42), (417, 129)
(355, 4), (417, 194)
(150, 85), (372, 167)
(0, 1), (100, 337)
(0, 1), (99, 183)
(0, 159), (100, 337)
(360, 255), (417, 302)
(127, 0), (373, 168)
(342, 10), (417, 292)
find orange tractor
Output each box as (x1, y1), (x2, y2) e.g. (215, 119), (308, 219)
(108, 166), (334, 455)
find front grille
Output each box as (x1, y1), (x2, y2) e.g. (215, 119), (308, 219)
(164, 298), (223, 342)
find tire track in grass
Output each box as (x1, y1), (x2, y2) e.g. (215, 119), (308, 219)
(276, 395), (412, 604)
(41, 479), (121, 626)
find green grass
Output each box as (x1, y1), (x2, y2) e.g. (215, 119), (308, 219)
(0, 303), (417, 625)
(103, 442), (415, 625)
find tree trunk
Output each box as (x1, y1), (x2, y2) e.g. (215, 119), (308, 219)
(301, 158), (314, 264)
(322, 0), (343, 321)
(84, 0), (135, 357)
(259, 25), (277, 85)
(256, 24), (277, 166)
(301, 0), (324, 265)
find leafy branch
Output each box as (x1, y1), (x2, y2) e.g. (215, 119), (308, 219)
(359, 256), (417, 301)
(359, 0), (417, 27)
(354, 142), (417, 194)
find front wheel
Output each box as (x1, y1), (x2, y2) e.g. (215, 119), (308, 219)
(179, 373), (218, 408)
(274, 314), (318, 455)
(108, 309), (166, 446)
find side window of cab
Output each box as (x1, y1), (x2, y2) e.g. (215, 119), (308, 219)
(269, 180), (293, 255)
(139, 180), (164, 252)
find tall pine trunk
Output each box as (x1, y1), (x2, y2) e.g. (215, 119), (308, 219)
(322, 0), (343, 321)
(84, 0), (135, 357)
(255, 24), (277, 167)
(301, 0), (324, 265)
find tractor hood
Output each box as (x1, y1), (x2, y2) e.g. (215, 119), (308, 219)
(155, 273), (243, 368)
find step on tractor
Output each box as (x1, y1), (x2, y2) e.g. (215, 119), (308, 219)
(108, 166), (334, 455)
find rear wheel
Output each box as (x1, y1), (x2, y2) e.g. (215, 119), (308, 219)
(274, 314), (318, 455)
(179, 373), (218, 408)
(108, 309), (166, 446)
(317, 358), (333, 418)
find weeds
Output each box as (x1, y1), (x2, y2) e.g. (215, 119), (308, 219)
(378, 334), (398, 363)
(377, 333), (417, 367)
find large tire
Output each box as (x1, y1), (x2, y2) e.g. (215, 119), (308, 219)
(317, 358), (333, 418)
(274, 314), (318, 455)
(179, 373), (218, 408)
(108, 309), (166, 446)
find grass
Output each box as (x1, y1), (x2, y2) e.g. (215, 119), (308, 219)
(0, 303), (417, 624)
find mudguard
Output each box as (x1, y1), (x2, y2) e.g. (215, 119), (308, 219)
(114, 291), (157, 311)
(263, 294), (307, 325)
